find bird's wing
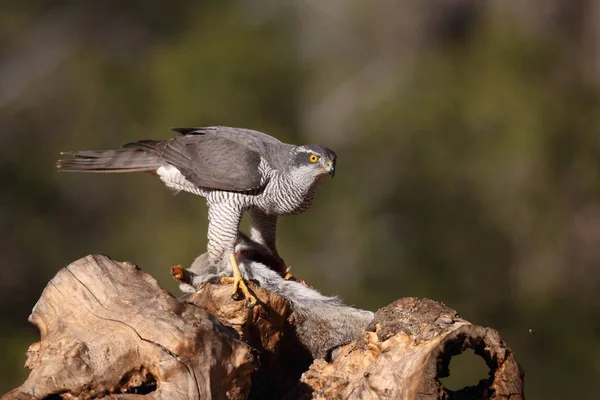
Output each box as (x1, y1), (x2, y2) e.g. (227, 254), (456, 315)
(171, 126), (282, 147)
(171, 126), (292, 171)
(125, 133), (264, 192)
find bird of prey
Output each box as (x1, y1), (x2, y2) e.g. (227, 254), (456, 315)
(57, 126), (337, 306)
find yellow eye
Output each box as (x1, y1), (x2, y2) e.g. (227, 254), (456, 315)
(309, 154), (319, 163)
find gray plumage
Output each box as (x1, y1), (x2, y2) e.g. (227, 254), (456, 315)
(57, 126), (337, 266)
(182, 232), (374, 359)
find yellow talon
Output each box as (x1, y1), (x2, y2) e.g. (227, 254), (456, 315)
(284, 272), (295, 281)
(283, 265), (296, 281)
(224, 252), (257, 307)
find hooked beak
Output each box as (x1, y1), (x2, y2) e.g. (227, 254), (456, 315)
(325, 159), (336, 178)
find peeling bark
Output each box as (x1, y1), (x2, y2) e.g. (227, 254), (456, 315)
(2, 256), (524, 400)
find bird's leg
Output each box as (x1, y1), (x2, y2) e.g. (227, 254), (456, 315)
(221, 253), (257, 307)
(207, 204), (257, 307)
(249, 210), (289, 276)
(249, 210), (278, 254)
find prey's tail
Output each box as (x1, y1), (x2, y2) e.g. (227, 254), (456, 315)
(57, 149), (162, 173)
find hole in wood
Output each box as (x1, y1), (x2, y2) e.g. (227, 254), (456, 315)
(118, 366), (157, 394)
(437, 333), (497, 398)
(43, 393), (66, 400)
(440, 349), (489, 391)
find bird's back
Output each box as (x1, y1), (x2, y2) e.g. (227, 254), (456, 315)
(58, 126), (294, 193)
(174, 126), (293, 171)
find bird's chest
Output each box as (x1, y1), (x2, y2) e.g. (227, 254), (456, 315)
(259, 176), (319, 215)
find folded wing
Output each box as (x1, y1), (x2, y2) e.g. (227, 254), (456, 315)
(125, 132), (265, 192)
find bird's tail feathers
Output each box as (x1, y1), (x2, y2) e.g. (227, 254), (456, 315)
(57, 149), (162, 173)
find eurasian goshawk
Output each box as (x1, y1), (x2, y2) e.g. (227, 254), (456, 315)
(57, 126), (336, 305)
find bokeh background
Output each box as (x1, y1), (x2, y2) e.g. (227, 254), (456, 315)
(2, 1), (600, 398)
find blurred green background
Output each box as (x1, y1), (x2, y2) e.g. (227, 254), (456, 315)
(2, 1), (600, 398)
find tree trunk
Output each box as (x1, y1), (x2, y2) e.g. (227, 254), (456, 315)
(2, 255), (524, 400)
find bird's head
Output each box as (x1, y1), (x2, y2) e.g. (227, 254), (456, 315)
(290, 144), (337, 180)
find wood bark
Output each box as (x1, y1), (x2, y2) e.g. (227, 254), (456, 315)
(3, 255), (256, 400)
(2, 255), (524, 400)
(297, 298), (524, 399)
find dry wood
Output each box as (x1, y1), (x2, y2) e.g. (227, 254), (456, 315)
(187, 280), (314, 399)
(3, 255), (524, 400)
(3, 255), (256, 400)
(296, 298), (524, 399)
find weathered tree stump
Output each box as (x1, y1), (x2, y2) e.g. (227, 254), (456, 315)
(3, 255), (256, 400)
(297, 298), (524, 399)
(188, 282), (313, 399)
(2, 255), (524, 400)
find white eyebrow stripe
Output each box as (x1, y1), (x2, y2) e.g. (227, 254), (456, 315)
(294, 148), (320, 155)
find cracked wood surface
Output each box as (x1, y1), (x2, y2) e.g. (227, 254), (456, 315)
(2, 255), (524, 400)
(297, 298), (524, 400)
(3, 255), (256, 400)
(188, 282), (313, 399)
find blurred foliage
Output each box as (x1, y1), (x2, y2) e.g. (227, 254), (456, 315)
(1, 1), (600, 398)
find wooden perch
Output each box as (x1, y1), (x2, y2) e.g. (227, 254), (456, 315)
(3, 255), (256, 400)
(297, 298), (524, 399)
(3, 255), (524, 400)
